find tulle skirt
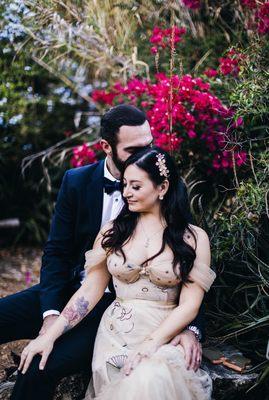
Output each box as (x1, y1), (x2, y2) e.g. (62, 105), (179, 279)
(84, 297), (212, 400)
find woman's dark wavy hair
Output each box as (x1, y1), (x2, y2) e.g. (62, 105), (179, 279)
(102, 146), (197, 283)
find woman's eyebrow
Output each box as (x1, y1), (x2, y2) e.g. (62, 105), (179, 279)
(123, 179), (142, 183)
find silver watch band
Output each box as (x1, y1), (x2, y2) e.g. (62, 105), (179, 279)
(187, 325), (202, 341)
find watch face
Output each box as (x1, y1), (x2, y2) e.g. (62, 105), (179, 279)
(266, 339), (269, 360)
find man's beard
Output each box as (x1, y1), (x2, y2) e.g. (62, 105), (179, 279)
(111, 146), (125, 174)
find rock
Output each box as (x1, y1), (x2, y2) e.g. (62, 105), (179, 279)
(0, 370), (87, 400)
(202, 344), (259, 400)
(0, 345), (260, 400)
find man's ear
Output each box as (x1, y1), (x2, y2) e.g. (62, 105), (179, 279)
(100, 139), (112, 156)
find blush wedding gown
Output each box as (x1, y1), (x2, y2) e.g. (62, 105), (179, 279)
(83, 244), (216, 400)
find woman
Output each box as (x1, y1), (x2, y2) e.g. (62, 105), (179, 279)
(19, 147), (216, 399)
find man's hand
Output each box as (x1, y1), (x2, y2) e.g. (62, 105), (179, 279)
(170, 329), (202, 371)
(19, 334), (54, 374)
(39, 315), (59, 336)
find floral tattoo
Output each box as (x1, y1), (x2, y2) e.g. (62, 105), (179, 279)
(62, 296), (89, 333)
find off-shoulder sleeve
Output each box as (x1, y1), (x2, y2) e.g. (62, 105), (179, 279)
(84, 246), (107, 274)
(188, 262), (216, 292)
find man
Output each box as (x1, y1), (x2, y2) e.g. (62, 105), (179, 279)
(0, 105), (203, 400)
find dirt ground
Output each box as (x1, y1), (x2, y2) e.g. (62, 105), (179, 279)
(0, 247), (42, 381)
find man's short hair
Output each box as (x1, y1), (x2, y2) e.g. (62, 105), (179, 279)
(100, 104), (147, 147)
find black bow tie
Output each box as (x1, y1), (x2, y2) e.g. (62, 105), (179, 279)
(104, 177), (121, 194)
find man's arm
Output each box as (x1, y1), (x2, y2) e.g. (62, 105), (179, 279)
(40, 170), (76, 315)
(19, 229), (110, 374)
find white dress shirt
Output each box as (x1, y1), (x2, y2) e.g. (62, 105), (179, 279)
(43, 158), (124, 319)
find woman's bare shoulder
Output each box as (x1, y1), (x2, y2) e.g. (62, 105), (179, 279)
(184, 224), (210, 249)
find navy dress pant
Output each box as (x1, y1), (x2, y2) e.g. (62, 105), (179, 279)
(0, 285), (114, 400)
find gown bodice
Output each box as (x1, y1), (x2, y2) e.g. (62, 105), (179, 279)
(84, 245), (216, 304)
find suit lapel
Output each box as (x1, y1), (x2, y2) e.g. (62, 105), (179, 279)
(87, 160), (105, 237)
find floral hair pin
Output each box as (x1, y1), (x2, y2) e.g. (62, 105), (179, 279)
(155, 153), (170, 178)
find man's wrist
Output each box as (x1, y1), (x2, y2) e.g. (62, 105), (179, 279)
(43, 310), (60, 319)
(186, 325), (202, 342)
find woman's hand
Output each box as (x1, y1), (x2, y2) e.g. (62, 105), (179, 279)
(122, 337), (160, 376)
(18, 334), (54, 374)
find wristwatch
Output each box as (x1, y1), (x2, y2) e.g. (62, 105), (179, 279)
(187, 325), (202, 342)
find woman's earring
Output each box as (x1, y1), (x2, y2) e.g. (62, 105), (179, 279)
(159, 195), (163, 200)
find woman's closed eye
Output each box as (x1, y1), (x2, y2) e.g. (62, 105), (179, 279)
(123, 183), (141, 191)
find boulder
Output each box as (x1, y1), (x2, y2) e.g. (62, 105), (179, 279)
(0, 345), (260, 400)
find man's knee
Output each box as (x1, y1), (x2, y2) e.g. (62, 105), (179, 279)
(18, 355), (57, 385)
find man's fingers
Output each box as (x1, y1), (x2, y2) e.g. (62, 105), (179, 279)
(184, 346), (192, 370)
(18, 351), (27, 371)
(190, 346), (198, 371)
(39, 351), (50, 370)
(22, 352), (34, 374)
(190, 344), (202, 371)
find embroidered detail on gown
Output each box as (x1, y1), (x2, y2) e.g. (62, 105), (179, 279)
(83, 246), (216, 400)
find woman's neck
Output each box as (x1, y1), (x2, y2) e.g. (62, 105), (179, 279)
(139, 210), (166, 228)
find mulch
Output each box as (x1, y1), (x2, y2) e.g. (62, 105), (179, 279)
(0, 247), (42, 381)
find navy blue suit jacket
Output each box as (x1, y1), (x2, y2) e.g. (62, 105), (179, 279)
(40, 160), (205, 337)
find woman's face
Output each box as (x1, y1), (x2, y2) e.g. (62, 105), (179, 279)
(123, 164), (163, 213)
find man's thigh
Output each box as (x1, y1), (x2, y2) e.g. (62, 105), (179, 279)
(0, 284), (43, 344)
(44, 295), (113, 378)
(19, 294), (114, 380)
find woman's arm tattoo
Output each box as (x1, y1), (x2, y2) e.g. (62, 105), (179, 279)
(62, 296), (90, 333)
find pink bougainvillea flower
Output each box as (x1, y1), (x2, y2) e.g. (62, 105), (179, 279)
(234, 150), (247, 166)
(155, 133), (183, 152)
(90, 66), (245, 172)
(187, 130), (197, 139)
(257, 2), (269, 35)
(91, 89), (116, 105)
(71, 144), (97, 168)
(149, 25), (186, 52)
(92, 142), (103, 152)
(219, 57), (240, 76)
(203, 68), (218, 78)
(150, 46), (158, 54)
(241, 0), (258, 9)
(212, 150), (247, 170)
(233, 116), (244, 128)
(182, 0), (201, 9)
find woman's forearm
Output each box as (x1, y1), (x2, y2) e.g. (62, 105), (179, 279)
(149, 302), (199, 345)
(43, 268), (110, 342)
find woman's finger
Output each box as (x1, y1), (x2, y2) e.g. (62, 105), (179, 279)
(122, 359), (132, 375)
(130, 353), (142, 371)
(169, 334), (181, 346)
(124, 352), (140, 375)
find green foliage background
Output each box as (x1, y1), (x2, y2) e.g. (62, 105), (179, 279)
(0, 1), (268, 396)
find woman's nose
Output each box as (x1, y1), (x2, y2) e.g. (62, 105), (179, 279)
(123, 186), (131, 198)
